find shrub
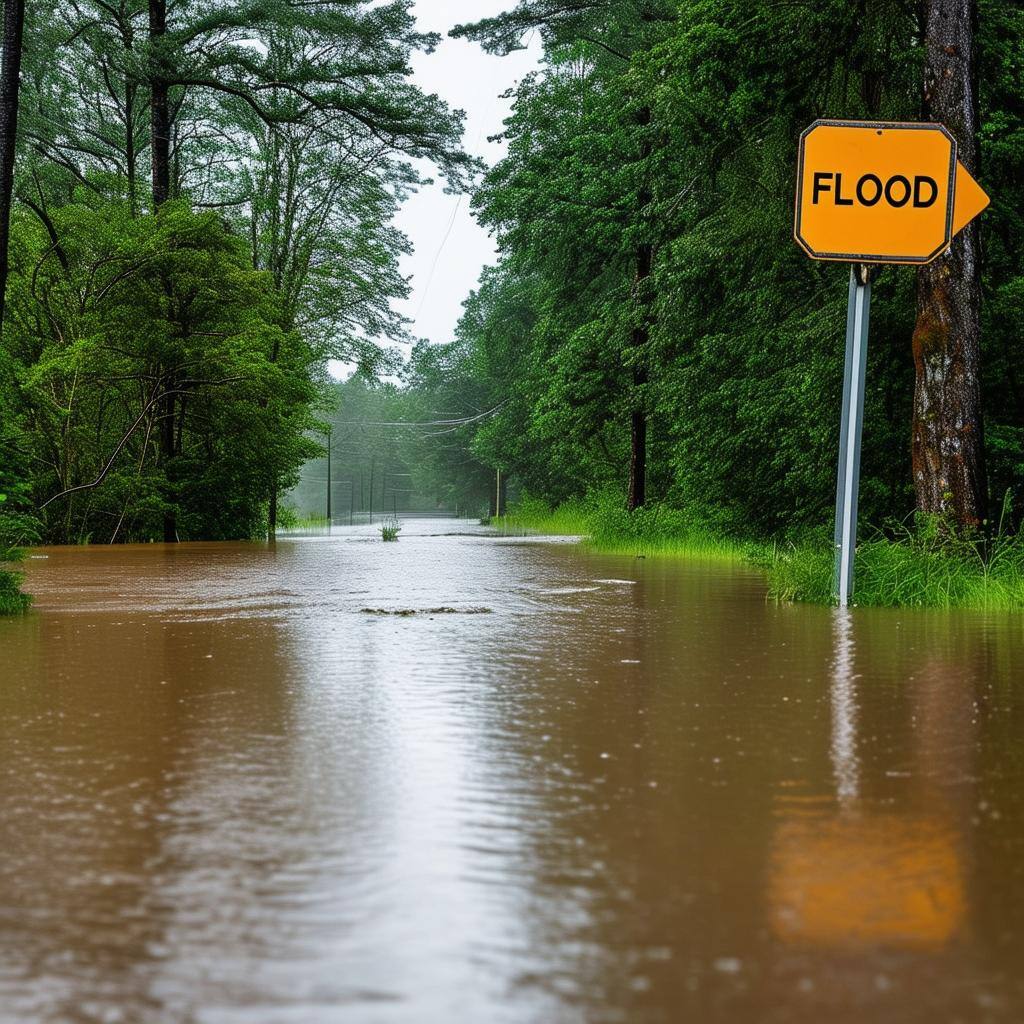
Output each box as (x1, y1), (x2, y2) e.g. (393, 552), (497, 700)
(0, 496), (37, 614)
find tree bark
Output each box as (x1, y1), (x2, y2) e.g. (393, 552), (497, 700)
(911, 0), (986, 529)
(149, 0), (171, 207)
(0, 0), (26, 335)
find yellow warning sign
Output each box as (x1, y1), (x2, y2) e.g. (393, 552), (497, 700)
(794, 120), (989, 265)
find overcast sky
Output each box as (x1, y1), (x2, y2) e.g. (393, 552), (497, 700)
(392, 1), (540, 349)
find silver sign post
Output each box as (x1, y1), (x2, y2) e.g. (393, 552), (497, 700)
(833, 265), (872, 607)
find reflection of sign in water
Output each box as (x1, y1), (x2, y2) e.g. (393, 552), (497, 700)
(768, 612), (965, 950)
(770, 813), (965, 949)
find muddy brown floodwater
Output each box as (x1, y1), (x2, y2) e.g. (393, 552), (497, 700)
(2, 520), (1024, 1024)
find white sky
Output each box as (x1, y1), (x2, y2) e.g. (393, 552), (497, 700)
(331, 1), (540, 376)
(399, 1), (539, 343)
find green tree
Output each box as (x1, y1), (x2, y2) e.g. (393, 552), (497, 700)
(3, 199), (318, 542)
(456, 1), (677, 509)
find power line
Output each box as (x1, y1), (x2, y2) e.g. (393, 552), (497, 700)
(414, 195), (464, 320)
(329, 402), (506, 431)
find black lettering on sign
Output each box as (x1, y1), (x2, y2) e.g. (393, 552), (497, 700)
(812, 172), (833, 204)
(856, 174), (882, 206)
(810, 172), (942, 209)
(914, 175), (938, 208)
(885, 175), (911, 207)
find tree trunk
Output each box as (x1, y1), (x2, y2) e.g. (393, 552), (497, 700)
(161, 390), (177, 542)
(149, 0), (171, 207)
(911, 0), (986, 529)
(0, 0), (26, 334)
(126, 80), (138, 215)
(627, 381), (648, 510)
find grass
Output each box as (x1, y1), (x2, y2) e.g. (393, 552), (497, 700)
(497, 494), (755, 562)
(497, 494), (1024, 611)
(380, 515), (402, 542)
(764, 524), (1024, 611)
(497, 496), (595, 537)
(279, 511), (331, 531)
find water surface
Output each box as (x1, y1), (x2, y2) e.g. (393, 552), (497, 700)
(2, 520), (1023, 1022)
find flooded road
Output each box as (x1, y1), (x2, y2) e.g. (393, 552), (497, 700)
(2, 519), (1023, 1023)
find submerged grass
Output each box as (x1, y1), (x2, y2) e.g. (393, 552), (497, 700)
(499, 495), (1024, 611)
(380, 515), (402, 542)
(279, 511), (331, 531)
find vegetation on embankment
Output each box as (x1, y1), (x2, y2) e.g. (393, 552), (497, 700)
(398, 3), (1024, 598)
(0, 497), (34, 615)
(764, 525), (1024, 611)
(499, 496), (1024, 611)
(0, 566), (30, 615)
(496, 495), (759, 563)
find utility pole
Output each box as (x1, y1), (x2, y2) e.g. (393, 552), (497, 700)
(326, 425), (332, 521)
(368, 456), (375, 524)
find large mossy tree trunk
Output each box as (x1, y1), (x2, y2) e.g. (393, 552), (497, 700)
(911, 0), (987, 530)
(0, 0), (26, 335)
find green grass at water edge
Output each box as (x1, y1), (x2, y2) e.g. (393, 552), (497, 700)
(497, 500), (594, 538)
(285, 514), (331, 530)
(0, 568), (31, 615)
(496, 497), (753, 563)
(763, 533), (1024, 611)
(500, 497), (1024, 610)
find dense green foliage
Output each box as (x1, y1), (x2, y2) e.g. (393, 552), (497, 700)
(5, 200), (321, 542)
(0, 0), (470, 576)
(413, 0), (1024, 548)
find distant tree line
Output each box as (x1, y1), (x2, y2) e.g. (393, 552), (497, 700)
(289, 365), (504, 523)
(410, 0), (1023, 540)
(0, 0), (471, 546)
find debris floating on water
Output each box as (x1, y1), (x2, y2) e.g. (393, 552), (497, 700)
(360, 606), (493, 616)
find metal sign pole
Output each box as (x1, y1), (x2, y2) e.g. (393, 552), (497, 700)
(834, 265), (872, 607)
